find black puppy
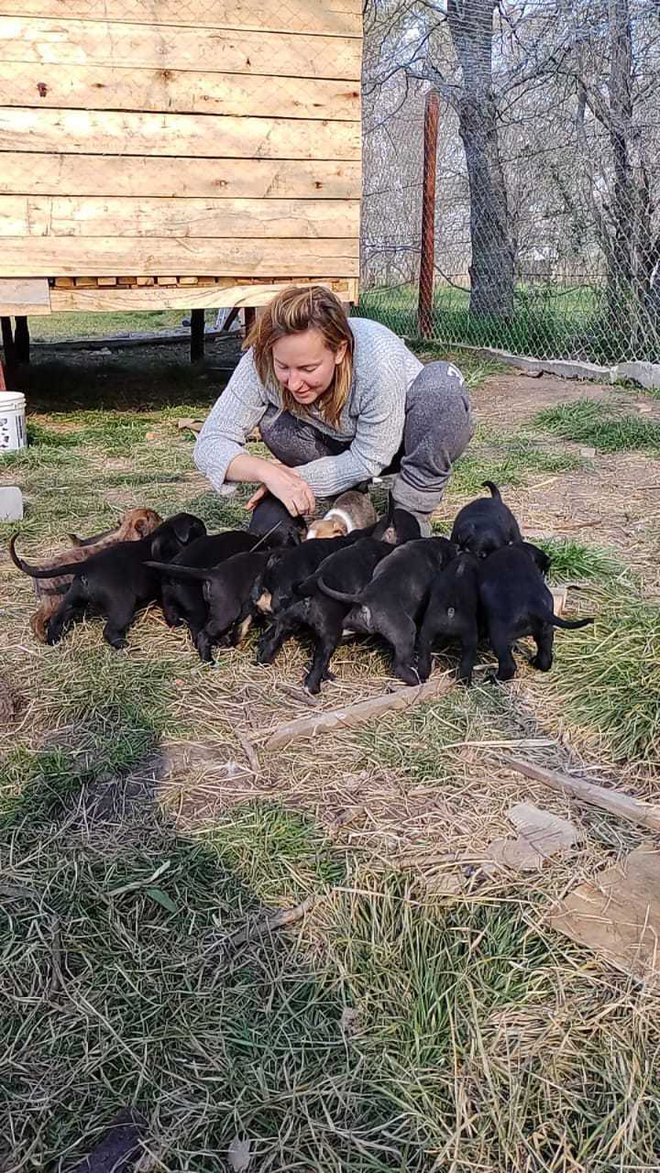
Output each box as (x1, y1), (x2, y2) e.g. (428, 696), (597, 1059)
(371, 500), (422, 545)
(451, 481), (522, 558)
(248, 492), (305, 548)
(257, 537), (392, 693)
(321, 537), (456, 684)
(160, 530), (264, 640)
(255, 534), (360, 617)
(478, 542), (592, 680)
(11, 513), (206, 648)
(416, 551), (481, 684)
(147, 550), (270, 662)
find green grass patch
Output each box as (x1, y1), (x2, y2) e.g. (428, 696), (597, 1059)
(535, 398), (660, 453)
(448, 431), (582, 498)
(552, 588), (660, 766)
(537, 537), (625, 584)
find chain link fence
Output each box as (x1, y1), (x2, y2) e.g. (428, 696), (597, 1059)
(361, 0), (660, 369)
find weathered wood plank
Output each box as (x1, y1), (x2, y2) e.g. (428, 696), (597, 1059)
(0, 108), (360, 161)
(1, 237), (359, 277)
(0, 153), (361, 199)
(49, 279), (356, 312)
(0, 195), (360, 240)
(0, 63), (360, 121)
(0, 277), (50, 315)
(0, 0), (362, 38)
(0, 18), (362, 80)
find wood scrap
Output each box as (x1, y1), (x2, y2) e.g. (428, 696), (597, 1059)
(484, 802), (579, 874)
(500, 756), (660, 833)
(176, 417), (203, 433)
(261, 673), (455, 750)
(549, 846), (660, 988)
(550, 585), (567, 616)
(225, 895), (316, 950)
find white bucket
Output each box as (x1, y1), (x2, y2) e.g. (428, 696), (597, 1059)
(0, 391), (26, 452)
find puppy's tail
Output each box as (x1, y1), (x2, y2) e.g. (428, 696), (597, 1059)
(315, 576), (363, 605)
(9, 535), (81, 579)
(551, 615), (594, 630)
(481, 480), (501, 499)
(145, 560), (210, 581)
(293, 573), (319, 598)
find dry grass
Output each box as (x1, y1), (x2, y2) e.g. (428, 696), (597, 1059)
(1, 347), (659, 1169)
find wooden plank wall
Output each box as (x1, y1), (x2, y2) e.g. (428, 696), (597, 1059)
(0, 0), (361, 293)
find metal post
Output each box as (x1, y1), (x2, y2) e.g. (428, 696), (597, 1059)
(417, 90), (440, 339)
(0, 316), (16, 383)
(190, 308), (205, 362)
(14, 316), (30, 364)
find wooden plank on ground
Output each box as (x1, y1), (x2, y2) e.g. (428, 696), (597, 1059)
(1, 237), (358, 278)
(0, 109), (360, 162)
(0, 0), (362, 38)
(0, 196), (360, 240)
(0, 276), (50, 315)
(500, 756), (660, 832)
(549, 846), (660, 988)
(50, 279), (356, 313)
(0, 19), (362, 80)
(0, 64), (360, 122)
(0, 154), (361, 200)
(261, 675), (455, 751)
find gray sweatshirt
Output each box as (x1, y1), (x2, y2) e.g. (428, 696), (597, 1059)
(193, 317), (423, 498)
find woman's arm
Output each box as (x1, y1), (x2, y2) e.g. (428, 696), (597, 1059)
(193, 350), (270, 492)
(227, 453), (316, 516)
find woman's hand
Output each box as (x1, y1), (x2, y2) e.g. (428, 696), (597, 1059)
(246, 463), (315, 517)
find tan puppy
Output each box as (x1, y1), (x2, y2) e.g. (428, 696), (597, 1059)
(21, 507), (162, 642)
(306, 490), (377, 540)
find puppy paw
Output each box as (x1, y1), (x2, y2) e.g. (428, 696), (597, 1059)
(531, 654), (552, 672)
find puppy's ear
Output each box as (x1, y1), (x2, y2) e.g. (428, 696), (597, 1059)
(134, 515), (153, 538)
(150, 531), (180, 562)
(171, 513), (206, 544)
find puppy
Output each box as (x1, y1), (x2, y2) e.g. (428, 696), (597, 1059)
(248, 492), (305, 548)
(257, 537), (392, 693)
(321, 537), (456, 684)
(416, 552), (480, 684)
(478, 542), (593, 680)
(11, 512), (205, 648)
(372, 500), (422, 545)
(306, 490), (377, 540)
(451, 481), (522, 558)
(254, 533), (361, 617)
(159, 530), (264, 640)
(147, 551), (270, 663)
(15, 507), (163, 642)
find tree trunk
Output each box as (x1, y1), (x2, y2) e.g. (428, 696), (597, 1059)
(606, 0), (636, 331)
(447, 0), (515, 318)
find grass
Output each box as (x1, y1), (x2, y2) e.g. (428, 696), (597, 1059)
(448, 430), (583, 498)
(535, 398), (660, 453)
(551, 586), (660, 767)
(2, 345), (659, 1167)
(359, 283), (660, 365)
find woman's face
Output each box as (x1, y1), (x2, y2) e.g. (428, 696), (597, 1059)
(272, 328), (346, 407)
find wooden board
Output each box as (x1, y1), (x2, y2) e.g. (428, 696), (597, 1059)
(1, 237), (359, 277)
(0, 0), (363, 38)
(0, 195), (360, 239)
(0, 64), (360, 121)
(0, 154), (361, 199)
(49, 279), (359, 313)
(0, 18), (362, 80)
(0, 276), (50, 314)
(0, 108), (360, 161)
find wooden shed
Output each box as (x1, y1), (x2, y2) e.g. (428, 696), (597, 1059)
(0, 0), (361, 323)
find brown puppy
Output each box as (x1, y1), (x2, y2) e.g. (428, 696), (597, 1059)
(22, 507), (162, 642)
(306, 490), (377, 540)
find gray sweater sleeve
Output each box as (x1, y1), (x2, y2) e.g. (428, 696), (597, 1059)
(193, 350), (268, 491)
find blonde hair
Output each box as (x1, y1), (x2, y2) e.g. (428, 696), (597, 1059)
(246, 285), (354, 427)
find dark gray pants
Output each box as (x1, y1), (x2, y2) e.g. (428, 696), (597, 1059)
(260, 361), (474, 525)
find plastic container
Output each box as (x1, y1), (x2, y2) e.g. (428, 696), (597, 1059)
(0, 391), (26, 452)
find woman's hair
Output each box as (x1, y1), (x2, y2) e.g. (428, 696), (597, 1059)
(245, 285), (354, 426)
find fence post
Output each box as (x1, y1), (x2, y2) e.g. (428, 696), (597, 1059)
(417, 90), (440, 339)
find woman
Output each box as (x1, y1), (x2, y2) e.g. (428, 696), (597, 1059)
(194, 285), (474, 533)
